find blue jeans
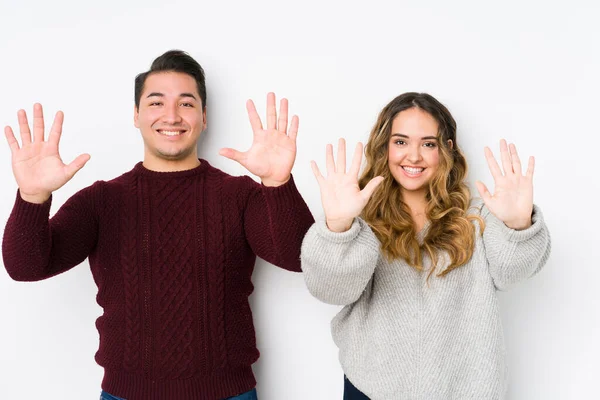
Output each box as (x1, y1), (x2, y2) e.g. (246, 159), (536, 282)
(100, 392), (125, 400)
(100, 388), (258, 400)
(344, 376), (370, 399)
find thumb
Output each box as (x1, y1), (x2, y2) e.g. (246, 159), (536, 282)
(361, 176), (384, 201)
(219, 148), (246, 163)
(310, 160), (325, 186)
(475, 180), (493, 206)
(65, 153), (91, 179)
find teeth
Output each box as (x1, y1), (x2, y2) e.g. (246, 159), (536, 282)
(402, 166), (424, 175)
(160, 130), (182, 136)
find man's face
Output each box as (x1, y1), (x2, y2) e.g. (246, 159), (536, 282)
(134, 71), (206, 170)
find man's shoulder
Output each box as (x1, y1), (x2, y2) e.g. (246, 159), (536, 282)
(203, 161), (258, 190)
(75, 166), (139, 199)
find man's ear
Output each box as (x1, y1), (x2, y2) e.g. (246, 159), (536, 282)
(134, 105), (140, 128)
(447, 139), (454, 149)
(202, 107), (207, 131)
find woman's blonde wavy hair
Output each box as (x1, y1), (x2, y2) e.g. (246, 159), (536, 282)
(359, 93), (484, 277)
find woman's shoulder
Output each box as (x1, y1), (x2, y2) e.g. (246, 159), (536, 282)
(467, 197), (484, 214)
(467, 197), (494, 219)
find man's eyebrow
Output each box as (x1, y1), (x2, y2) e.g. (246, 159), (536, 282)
(179, 93), (197, 100)
(146, 92), (197, 100)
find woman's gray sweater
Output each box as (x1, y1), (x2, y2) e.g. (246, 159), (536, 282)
(301, 201), (551, 400)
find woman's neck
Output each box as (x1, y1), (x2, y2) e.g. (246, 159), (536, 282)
(402, 189), (428, 232)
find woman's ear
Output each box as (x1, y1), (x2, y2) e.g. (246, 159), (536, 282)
(447, 139), (454, 149)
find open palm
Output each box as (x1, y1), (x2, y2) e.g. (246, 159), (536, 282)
(311, 139), (384, 232)
(475, 139), (534, 230)
(220, 93), (297, 187)
(4, 104), (90, 203)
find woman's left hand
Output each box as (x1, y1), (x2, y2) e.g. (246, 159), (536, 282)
(476, 139), (534, 230)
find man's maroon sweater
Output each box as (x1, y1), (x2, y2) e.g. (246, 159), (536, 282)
(2, 160), (314, 400)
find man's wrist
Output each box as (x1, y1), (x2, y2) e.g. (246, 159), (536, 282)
(19, 191), (51, 204)
(261, 176), (290, 187)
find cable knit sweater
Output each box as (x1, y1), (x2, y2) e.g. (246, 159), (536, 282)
(301, 201), (551, 400)
(2, 159), (314, 400)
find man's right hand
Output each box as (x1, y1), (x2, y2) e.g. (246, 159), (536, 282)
(4, 103), (90, 204)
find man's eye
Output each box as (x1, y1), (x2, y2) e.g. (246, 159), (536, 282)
(180, 103), (194, 108)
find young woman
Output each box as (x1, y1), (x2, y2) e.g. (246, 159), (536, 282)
(301, 93), (551, 399)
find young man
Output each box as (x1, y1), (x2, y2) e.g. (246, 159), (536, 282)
(2, 50), (314, 400)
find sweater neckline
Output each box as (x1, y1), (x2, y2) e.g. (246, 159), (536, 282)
(417, 221), (430, 244)
(133, 159), (211, 179)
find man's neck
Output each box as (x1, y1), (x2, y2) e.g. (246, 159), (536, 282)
(142, 157), (201, 172)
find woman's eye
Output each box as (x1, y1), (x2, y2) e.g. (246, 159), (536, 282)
(424, 142), (437, 148)
(394, 140), (405, 145)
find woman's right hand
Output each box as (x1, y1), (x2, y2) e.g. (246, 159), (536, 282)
(4, 103), (90, 204)
(310, 139), (384, 232)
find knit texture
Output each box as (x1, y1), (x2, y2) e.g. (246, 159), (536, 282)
(301, 201), (551, 400)
(2, 159), (314, 400)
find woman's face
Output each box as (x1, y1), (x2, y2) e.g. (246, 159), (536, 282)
(387, 107), (442, 194)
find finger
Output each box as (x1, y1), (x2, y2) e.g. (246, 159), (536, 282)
(475, 180), (493, 205)
(348, 142), (364, 178)
(4, 126), (20, 153)
(278, 98), (288, 134)
(266, 92), (277, 130)
(310, 160), (325, 186)
(336, 138), (346, 173)
(509, 143), (522, 175)
(65, 153), (91, 179)
(17, 109), (32, 145)
(484, 146), (503, 180)
(48, 111), (64, 147)
(499, 139), (513, 175)
(361, 176), (384, 201)
(33, 103), (45, 142)
(288, 115), (299, 142)
(219, 147), (247, 163)
(526, 156), (535, 179)
(325, 143), (335, 176)
(246, 100), (263, 132)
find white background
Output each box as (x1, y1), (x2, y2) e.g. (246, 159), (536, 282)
(0, 1), (598, 399)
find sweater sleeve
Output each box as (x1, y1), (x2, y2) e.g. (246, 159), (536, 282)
(2, 185), (99, 281)
(479, 203), (551, 291)
(301, 218), (380, 305)
(243, 175), (314, 272)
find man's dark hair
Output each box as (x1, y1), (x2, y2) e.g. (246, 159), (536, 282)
(134, 50), (206, 109)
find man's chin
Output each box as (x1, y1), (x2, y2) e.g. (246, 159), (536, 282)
(156, 148), (195, 161)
